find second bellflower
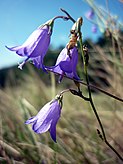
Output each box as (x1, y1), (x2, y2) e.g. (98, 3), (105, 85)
(85, 9), (94, 20)
(47, 46), (79, 82)
(6, 19), (54, 71)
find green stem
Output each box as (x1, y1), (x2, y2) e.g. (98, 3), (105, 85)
(46, 68), (123, 103)
(85, 67), (106, 139)
(78, 24), (123, 160)
(60, 8), (76, 23)
(78, 32), (85, 70)
(51, 8), (123, 160)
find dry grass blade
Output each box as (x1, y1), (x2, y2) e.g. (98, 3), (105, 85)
(0, 140), (21, 159)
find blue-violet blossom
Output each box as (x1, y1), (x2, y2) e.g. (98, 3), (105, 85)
(47, 46), (79, 83)
(25, 94), (63, 142)
(85, 9), (94, 20)
(91, 24), (98, 33)
(6, 19), (54, 70)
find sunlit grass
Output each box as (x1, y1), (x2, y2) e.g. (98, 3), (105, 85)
(1, 0), (123, 163)
(0, 61), (123, 163)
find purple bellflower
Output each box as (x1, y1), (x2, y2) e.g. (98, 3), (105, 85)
(25, 94), (63, 142)
(92, 24), (97, 33)
(85, 9), (94, 20)
(46, 46), (80, 83)
(6, 19), (54, 71)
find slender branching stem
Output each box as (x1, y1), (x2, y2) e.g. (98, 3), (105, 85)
(46, 68), (123, 103)
(53, 16), (69, 21)
(51, 8), (123, 161)
(80, 25), (123, 160)
(78, 31), (85, 70)
(85, 67), (123, 161)
(60, 8), (76, 23)
(48, 8), (123, 160)
(69, 88), (90, 101)
(58, 8), (123, 103)
(60, 89), (70, 95)
(60, 7), (123, 161)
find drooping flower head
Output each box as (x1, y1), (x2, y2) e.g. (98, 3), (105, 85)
(6, 19), (54, 71)
(85, 9), (94, 20)
(85, 9), (98, 34)
(25, 94), (63, 142)
(45, 17), (81, 83)
(46, 46), (80, 83)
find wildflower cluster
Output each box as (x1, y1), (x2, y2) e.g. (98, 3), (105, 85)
(6, 12), (82, 142)
(6, 8), (123, 161)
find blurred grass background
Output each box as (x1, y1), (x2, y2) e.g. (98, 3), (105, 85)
(1, 0), (123, 163)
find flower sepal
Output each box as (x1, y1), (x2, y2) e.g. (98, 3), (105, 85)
(39, 19), (54, 34)
(54, 94), (63, 108)
(71, 17), (83, 34)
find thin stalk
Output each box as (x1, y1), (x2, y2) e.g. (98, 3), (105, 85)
(78, 32), (85, 70)
(58, 8), (123, 103)
(53, 15), (69, 21)
(60, 89), (70, 95)
(46, 68), (123, 103)
(60, 7), (123, 161)
(50, 72), (56, 98)
(85, 67), (106, 140)
(60, 8), (76, 23)
(79, 26), (123, 160)
(85, 67), (123, 161)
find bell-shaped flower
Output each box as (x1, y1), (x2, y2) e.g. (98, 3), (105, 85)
(25, 94), (63, 142)
(85, 9), (94, 20)
(46, 46), (79, 83)
(6, 19), (54, 71)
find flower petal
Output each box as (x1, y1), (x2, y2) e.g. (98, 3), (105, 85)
(29, 27), (50, 58)
(25, 116), (36, 124)
(46, 47), (69, 74)
(55, 48), (68, 65)
(59, 61), (72, 73)
(48, 46), (79, 82)
(31, 100), (61, 135)
(49, 114), (60, 142)
(25, 96), (62, 142)
(5, 46), (26, 57)
(32, 119), (52, 133)
(6, 25), (51, 70)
